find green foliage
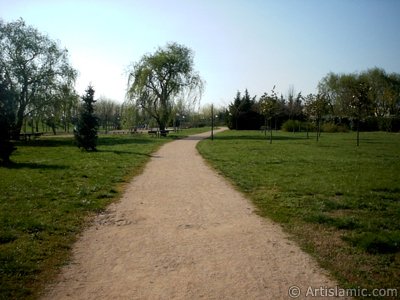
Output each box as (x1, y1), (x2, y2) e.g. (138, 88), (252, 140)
(318, 68), (400, 121)
(74, 86), (98, 151)
(127, 42), (203, 130)
(281, 119), (303, 132)
(198, 130), (400, 294)
(0, 135), (165, 299)
(227, 89), (262, 130)
(0, 127), (211, 299)
(321, 122), (349, 133)
(259, 87), (279, 119)
(0, 18), (77, 137)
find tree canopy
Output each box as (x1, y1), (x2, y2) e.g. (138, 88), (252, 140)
(0, 18), (77, 138)
(127, 42), (203, 130)
(74, 86), (98, 151)
(318, 68), (400, 123)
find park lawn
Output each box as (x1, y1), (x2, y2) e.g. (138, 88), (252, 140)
(197, 130), (400, 298)
(0, 128), (209, 300)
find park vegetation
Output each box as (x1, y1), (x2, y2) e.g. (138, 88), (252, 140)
(74, 86), (98, 151)
(0, 19), (77, 164)
(126, 42), (204, 131)
(198, 130), (400, 298)
(1, 16), (400, 300)
(0, 20), (208, 164)
(226, 68), (400, 137)
(0, 127), (213, 299)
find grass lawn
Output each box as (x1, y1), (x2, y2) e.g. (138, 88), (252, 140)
(0, 128), (210, 300)
(197, 130), (400, 298)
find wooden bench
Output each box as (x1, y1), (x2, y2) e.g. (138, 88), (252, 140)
(148, 129), (170, 137)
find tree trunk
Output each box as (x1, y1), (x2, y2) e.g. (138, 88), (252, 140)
(356, 119), (360, 146)
(264, 117), (267, 137)
(12, 109), (25, 140)
(235, 113), (239, 130)
(269, 119), (272, 144)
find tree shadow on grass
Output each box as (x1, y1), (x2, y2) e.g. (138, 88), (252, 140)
(15, 138), (75, 148)
(212, 134), (306, 141)
(97, 149), (154, 157)
(98, 136), (157, 146)
(17, 136), (158, 148)
(2, 162), (68, 170)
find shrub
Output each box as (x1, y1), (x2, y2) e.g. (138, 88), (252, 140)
(282, 120), (302, 132)
(321, 122), (349, 133)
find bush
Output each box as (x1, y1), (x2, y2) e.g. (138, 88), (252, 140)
(321, 122), (349, 133)
(281, 120), (303, 132)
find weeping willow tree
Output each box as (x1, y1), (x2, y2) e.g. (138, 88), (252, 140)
(126, 42), (203, 130)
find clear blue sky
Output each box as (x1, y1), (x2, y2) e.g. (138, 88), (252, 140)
(1, 0), (399, 107)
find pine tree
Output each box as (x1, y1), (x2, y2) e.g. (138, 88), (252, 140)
(74, 86), (98, 151)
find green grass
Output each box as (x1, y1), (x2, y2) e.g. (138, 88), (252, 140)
(0, 128), (210, 300)
(197, 130), (400, 299)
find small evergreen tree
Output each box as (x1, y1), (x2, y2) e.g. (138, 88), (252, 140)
(74, 85), (98, 151)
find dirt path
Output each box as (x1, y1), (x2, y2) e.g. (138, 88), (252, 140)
(42, 129), (346, 300)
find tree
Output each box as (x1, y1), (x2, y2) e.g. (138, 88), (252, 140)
(96, 97), (116, 133)
(318, 69), (400, 132)
(349, 80), (371, 146)
(127, 42), (203, 131)
(227, 91), (242, 129)
(0, 76), (16, 165)
(318, 72), (345, 120)
(361, 68), (400, 131)
(227, 89), (260, 130)
(304, 93), (329, 141)
(285, 86), (304, 132)
(259, 86), (278, 143)
(58, 84), (79, 133)
(318, 71), (376, 143)
(287, 86), (303, 120)
(74, 86), (98, 151)
(0, 19), (76, 139)
(121, 101), (139, 131)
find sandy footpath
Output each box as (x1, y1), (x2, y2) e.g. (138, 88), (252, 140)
(42, 129), (348, 300)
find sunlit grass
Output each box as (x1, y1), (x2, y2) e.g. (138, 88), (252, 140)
(0, 127), (209, 300)
(197, 130), (400, 298)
